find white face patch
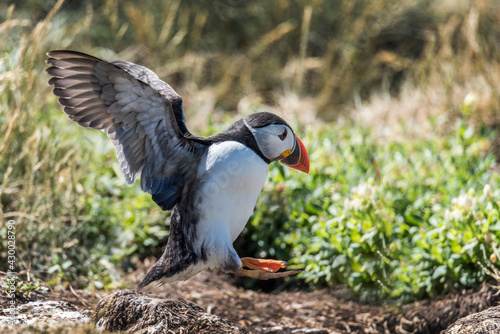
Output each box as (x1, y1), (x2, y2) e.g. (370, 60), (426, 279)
(244, 121), (296, 161)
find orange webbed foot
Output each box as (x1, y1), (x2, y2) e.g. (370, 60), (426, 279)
(234, 257), (302, 280)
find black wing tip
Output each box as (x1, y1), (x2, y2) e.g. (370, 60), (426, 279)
(45, 50), (103, 87)
(46, 50), (105, 64)
(47, 49), (88, 57)
(46, 50), (79, 60)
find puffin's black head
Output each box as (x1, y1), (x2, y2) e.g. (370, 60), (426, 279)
(243, 112), (309, 173)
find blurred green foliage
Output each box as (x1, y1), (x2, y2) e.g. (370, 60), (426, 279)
(1, 0), (500, 301)
(239, 118), (499, 301)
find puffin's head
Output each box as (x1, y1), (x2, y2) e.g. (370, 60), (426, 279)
(244, 112), (309, 173)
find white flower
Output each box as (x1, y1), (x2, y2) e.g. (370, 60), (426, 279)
(446, 192), (477, 221)
(344, 197), (363, 211)
(344, 182), (376, 211)
(332, 192), (342, 201)
(351, 183), (376, 201)
(75, 183), (84, 193)
(445, 208), (464, 222)
(452, 193), (477, 212)
(463, 92), (478, 108)
(483, 184), (492, 199)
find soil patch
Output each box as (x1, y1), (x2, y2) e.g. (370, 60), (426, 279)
(1, 265), (500, 333)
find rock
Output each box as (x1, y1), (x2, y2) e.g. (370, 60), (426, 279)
(442, 305), (500, 334)
(387, 283), (500, 333)
(94, 289), (247, 333)
(0, 300), (91, 328)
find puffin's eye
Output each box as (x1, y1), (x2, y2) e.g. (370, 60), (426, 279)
(278, 129), (287, 141)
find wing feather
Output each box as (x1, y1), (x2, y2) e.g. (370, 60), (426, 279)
(111, 59), (189, 136)
(46, 50), (207, 210)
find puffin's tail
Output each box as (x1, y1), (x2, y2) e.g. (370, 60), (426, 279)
(138, 209), (204, 289)
(138, 249), (203, 289)
(138, 263), (167, 289)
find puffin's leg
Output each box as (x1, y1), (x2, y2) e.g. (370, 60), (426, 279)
(240, 257), (288, 272)
(234, 257), (302, 280)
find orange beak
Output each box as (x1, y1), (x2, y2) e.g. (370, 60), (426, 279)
(280, 136), (310, 174)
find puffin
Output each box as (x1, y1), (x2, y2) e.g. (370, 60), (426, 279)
(45, 50), (310, 288)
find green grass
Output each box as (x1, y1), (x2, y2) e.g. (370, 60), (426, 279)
(1, 0), (500, 301)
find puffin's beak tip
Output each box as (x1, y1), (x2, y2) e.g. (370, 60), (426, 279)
(280, 136), (310, 174)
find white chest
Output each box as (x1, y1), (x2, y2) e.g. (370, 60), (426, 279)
(196, 141), (269, 243)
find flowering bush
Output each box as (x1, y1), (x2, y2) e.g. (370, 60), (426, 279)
(240, 120), (500, 301)
(445, 192), (477, 221)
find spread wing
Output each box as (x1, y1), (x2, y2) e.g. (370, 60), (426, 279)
(46, 50), (207, 210)
(110, 59), (190, 136)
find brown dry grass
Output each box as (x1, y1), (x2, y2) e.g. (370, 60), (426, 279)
(353, 1), (500, 141)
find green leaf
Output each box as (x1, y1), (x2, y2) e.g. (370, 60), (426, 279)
(431, 265), (448, 279)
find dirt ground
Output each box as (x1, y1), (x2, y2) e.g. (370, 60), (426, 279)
(2, 262), (500, 333)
